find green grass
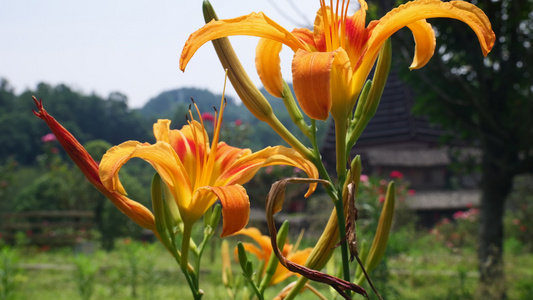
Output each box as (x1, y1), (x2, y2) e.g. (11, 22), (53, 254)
(3, 236), (533, 300)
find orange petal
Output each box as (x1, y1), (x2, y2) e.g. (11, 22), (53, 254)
(98, 141), (142, 194)
(369, 0), (494, 56)
(180, 12), (305, 71)
(109, 192), (157, 231)
(356, 0), (495, 87)
(292, 48), (353, 121)
(329, 48), (356, 121)
(292, 28), (318, 52)
(345, 1), (371, 70)
(256, 38), (283, 98)
(209, 185), (250, 237)
(33, 97), (101, 189)
(217, 146), (319, 197)
(232, 227), (272, 259)
(99, 141), (192, 210)
(288, 248), (313, 266)
(167, 120), (209, 182)
(186, 186), (219, 225)
(406, 19), (436, 70)
(213, 142), (251, 179)
(153, 119), (171, 143)
(292, 49), (334, 120)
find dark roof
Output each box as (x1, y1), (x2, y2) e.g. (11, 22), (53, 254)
(406, 190), (480, 210)
(365, 148), (449, 167)
(355, 71), (442, 147)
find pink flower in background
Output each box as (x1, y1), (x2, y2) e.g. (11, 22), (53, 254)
(445, 241), (454, 249)
(453, 211), (464, 219)
(512, 219), (521, 225)
(51, 147), (59, 154)
(453, 208), (479, 221)
(265, 166), (273, 174)
(201, 112), (215, 122)
(378, 195), (385, 203)
(359, 174), (369, 182)
(389, 170), (404, 179)
(41, 133), (57, 143)
(408, 189), (416, 196)
(235, 119), (242, 126)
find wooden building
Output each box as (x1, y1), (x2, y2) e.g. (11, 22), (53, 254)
(321, 71), (479, 227)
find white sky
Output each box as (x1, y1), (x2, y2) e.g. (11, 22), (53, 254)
(1, 0), (322, 108)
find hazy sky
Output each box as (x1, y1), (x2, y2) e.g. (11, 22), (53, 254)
(1, 0), (322, 108)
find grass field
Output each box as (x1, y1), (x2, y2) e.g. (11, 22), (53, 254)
(3, 232), (532, 300)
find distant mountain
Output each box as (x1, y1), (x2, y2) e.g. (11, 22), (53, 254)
(139, 85), (293, 120)
(139, 87), (239, 119)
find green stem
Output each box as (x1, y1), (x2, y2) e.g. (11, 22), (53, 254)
(281, 81), (311, 137)
(266, 114), (314, 160)
(309, 120), (336, 199)
(180, 224), (202, 300)
(180, 224), (192, 271)
(334, 116), (351, 289)
(334, 187), (351, 287)
(334, 117), (347, 183)
(194, 229), (212, 293)
(285, 277), (309, 300)
(249, 281), (265, 300)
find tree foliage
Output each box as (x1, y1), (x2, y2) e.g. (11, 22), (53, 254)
(371, 0), (533, 297)
(0, 79), (153, 165)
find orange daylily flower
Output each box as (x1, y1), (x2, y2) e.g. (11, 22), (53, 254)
(32, 97), (156, 231)
(180, 0), (495, 121)
(99, 101), (318, 237)
(234, 227), (312, 285)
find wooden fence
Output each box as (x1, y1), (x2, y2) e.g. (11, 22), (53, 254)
(0, 211), (94, 246)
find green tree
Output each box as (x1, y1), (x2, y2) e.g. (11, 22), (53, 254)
(0, 81), (153, 164)
(373, 0), (533, 298)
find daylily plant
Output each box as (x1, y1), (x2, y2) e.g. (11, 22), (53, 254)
(234, 227), (312, 285)
(180, 0), (495, 122)
(33, 0), (496, 298)
(99, 100), (318, 238)
(34, 94), (319, 299)
(178, 1), (495, 298)
(34, 96), (317, 239)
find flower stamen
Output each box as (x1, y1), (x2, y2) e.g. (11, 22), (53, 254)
(199, 74), (229, 187)
(188, 101), (206, 190)
(320, 0), (332, 51)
